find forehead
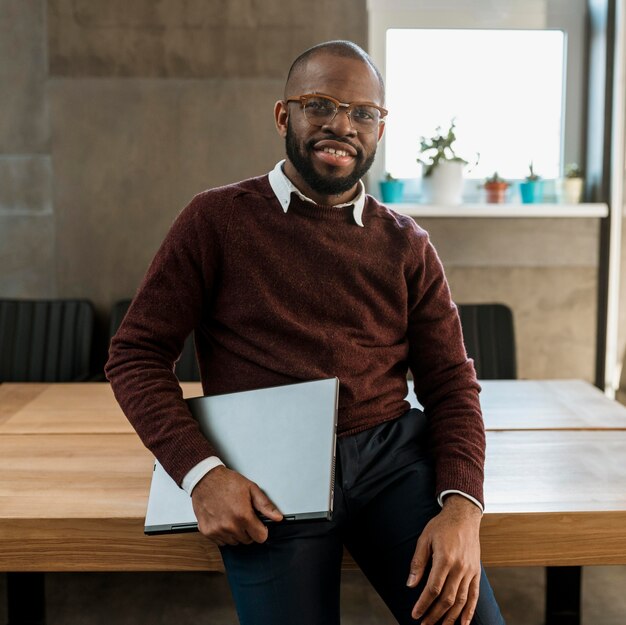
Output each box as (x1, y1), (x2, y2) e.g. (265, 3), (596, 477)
(287, 53), (383, 105)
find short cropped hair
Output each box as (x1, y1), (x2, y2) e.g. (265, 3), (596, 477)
(285, 40), (385, 102)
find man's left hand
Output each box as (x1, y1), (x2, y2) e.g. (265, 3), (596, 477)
(406, 494), (482, 625)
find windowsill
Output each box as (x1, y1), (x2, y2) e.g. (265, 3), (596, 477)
(387, 203), (608, 218)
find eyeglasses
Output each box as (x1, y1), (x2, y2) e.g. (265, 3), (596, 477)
(285, 94), (388, 134)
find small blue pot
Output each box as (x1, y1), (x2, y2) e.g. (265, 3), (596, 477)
(519, 180), (544, 203)
(380, 180), (404, 203)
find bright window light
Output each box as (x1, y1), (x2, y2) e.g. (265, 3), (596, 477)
(385, 29), (566, 180)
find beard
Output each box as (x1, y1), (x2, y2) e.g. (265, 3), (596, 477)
(286, 120), (376, 196)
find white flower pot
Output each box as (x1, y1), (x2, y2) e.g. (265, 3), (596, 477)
(555, 177), (584, 204)
(422, 160), (465, 205)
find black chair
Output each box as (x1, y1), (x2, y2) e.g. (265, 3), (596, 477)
(0, 298), (94, 382)
(110, 299), (201, 382)
(457, 303), (517, 379)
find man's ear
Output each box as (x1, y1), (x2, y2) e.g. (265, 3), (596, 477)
(274, 100), (288, 138)
(377, 121), (386, 142)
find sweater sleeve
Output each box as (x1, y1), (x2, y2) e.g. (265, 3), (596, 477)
(404, 226), (485, 507)
(105, 192), (226, 486)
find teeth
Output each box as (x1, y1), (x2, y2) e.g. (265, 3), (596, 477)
(323, 147), (349, 157)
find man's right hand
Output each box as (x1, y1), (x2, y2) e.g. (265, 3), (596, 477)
(190, 465), (283, 546)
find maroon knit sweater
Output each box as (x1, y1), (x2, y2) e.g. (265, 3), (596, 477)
(105, 175), (485, 505)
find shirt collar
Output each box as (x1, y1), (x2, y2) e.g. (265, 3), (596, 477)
(268, 160), (365, 227)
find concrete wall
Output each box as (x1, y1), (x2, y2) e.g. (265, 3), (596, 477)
(0, 0), (55, 297)
(423, 218), (599, 381)
(0, 0), (615, 383)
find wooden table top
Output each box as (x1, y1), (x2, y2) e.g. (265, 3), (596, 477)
(0, 382), (202, 434)
(478, 379), (626, 430)
(2, 379), (626, 434)
(484, 430), (626, 513)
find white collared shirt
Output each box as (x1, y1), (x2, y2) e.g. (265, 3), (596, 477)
(267, 160), (366, 227)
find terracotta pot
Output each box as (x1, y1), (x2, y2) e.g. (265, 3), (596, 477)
(484, 182), (509, 204)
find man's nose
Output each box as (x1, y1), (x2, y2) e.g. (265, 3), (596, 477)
(324, 107), (357, 136)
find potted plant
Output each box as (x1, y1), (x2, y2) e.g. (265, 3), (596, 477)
(483, 172), (510, 204)
(379, 172), (404, 203)
(556, 163), (584, 204)
(519, 162), (544, 203)
(417, 119), (473, 205)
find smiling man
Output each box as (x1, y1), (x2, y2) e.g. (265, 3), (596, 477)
(106, 41), (505, 625)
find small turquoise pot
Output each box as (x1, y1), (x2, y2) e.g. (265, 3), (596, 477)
(519, 180), (544, 203)
(380, 180), (404, 203)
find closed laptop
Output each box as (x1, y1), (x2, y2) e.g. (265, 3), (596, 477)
(144, 377), (339, 534)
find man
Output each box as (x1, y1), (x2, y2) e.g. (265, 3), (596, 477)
(106, 40), (504, 625)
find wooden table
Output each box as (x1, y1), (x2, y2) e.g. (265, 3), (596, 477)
(1, 380), (626, 570)
(1, 428), (625, 572)
(2, 380), (626, 625)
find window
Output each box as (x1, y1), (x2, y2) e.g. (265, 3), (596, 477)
(384, 29), (566, 183)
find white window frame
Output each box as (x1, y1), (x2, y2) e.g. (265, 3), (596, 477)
(366, 0), (586, 197)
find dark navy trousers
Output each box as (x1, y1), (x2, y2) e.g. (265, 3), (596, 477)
(220, 409), (505, 625)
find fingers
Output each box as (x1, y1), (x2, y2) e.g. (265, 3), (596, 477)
(242, 483), (282, 543)
(242, 513), (270, 544)
(411, 558), (455, 622)
(426, 575), (467, 625)
(192, 469), (281, 546)
(197, 516), (252, 546)
(406, 537), (430, 588)
(411, 561), (480, 625)
(199, 503), (269, 546)
(459, 574), (480, 625)
(250, 483), (283, 522)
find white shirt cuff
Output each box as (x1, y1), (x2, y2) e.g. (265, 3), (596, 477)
(181, 456), (225, 495)
(437, 489), (484, 514)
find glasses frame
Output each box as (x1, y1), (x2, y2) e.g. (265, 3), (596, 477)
(285, 93), (388, 134)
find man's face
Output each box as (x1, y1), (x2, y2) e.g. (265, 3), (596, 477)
(275, 53), (385, 203)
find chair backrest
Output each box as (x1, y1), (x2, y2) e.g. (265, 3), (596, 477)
(457, 303), (517, 380)
(110, 299), (201, 382)
(0, 299), (94, 382)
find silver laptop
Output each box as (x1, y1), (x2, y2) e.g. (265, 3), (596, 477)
(144, 377), (339, 535)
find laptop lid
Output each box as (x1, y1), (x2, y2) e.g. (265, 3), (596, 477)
(144, 377), (339, 535)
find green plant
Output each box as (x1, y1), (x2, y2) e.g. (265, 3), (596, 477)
(484, 172), (509, 187)
(526, 162), (541, 181)
(565, 163), (583, 178)
(384, 172), (397, 181)
(416, 119), (470, 177)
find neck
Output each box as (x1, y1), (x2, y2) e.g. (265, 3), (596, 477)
(283, 160), (359, 206)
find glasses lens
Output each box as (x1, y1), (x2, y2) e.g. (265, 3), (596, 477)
(300, 96), (382, 133)
(349, 105), (381, 133)
(302, 96), (337, 126)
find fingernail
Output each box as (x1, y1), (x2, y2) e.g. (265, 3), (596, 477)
(406, 573), (417, 586)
